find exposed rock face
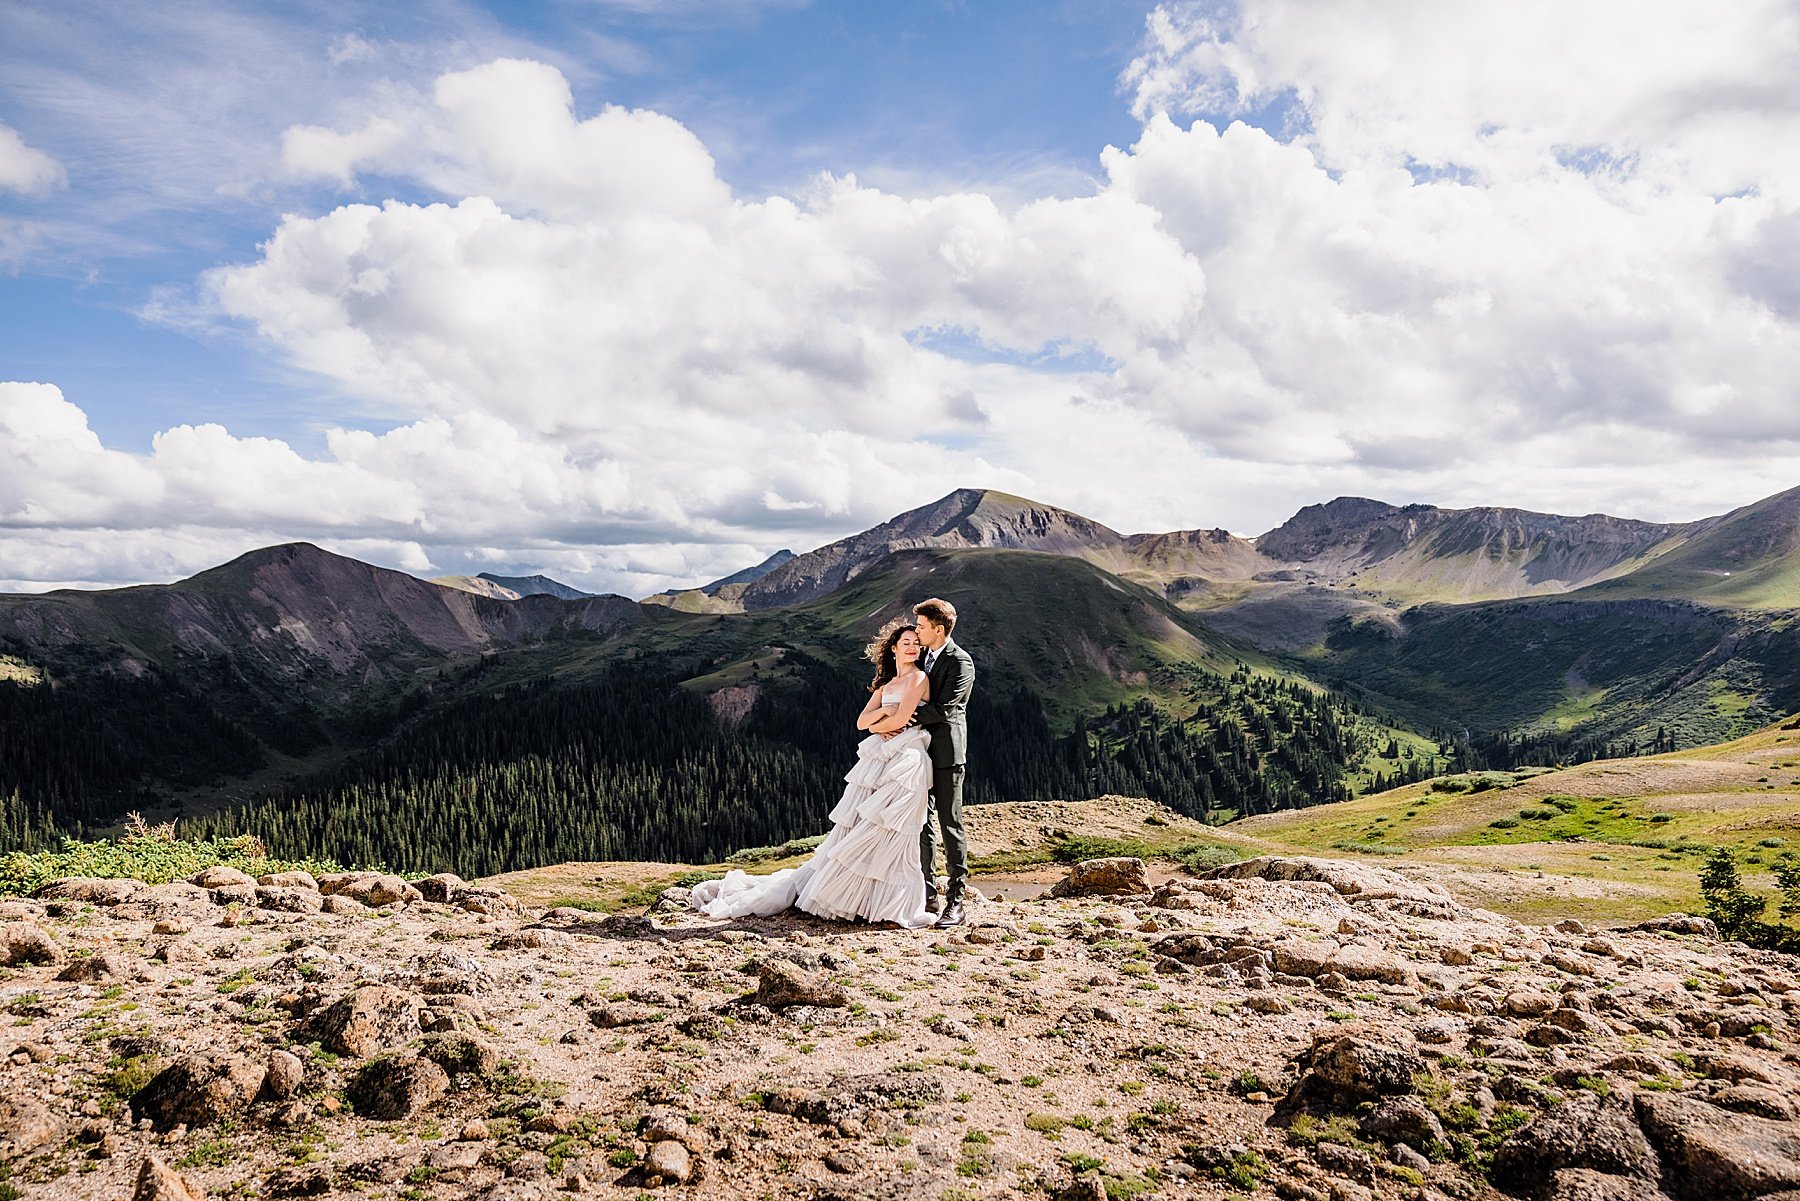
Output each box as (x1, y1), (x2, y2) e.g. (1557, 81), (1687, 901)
(5, 850), (1800, 1201)
(1491, 1094), (1663, 1193)
(1047, 856), (1152, 898)
(1636, 1092), (1800, 1199)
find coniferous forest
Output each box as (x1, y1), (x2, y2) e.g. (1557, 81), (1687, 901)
(181, 653), (1381, 877)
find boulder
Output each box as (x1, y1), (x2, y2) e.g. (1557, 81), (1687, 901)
(761, 1071), (946, 1127)
(490, 929), (567, 952)
(305, 985), (422, 1057)
(336, 874), (422, 908)
(35, 876), (148, 905)
(1308, 1033), (1427, 1098)
(1, 922), (64, 966)
(749, 959), (848, 1009)
(417, 1032), (501, 1077)
(261, 1050), (306, 1100)
(134, 1054), (263, 1129)
(256, 871), (318, 890)
(1047, 857), (1152, 898)
(644, 1139), (694, 1185)
(1631, 914), (1719, 937)
(414, 873), (466, 904)
(346, 1055), (449, 1120)
(133, 1155), (207, 1201)
(0, 1092), (64, 1158)
(190, 865), (257, 890)
(589, 1002), (665, 1028)
(316, 871), (382, 894)
(1491, 1094), (1662, 1193)
(56, 950), (131, 983)
(1204, 856), (1463, 912)
(1636, 1092), (1800, 1200)
(1361, 1096), (1447, 1153)
(257, 886), (322, 914)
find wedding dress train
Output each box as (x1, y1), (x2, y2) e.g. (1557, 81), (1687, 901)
(686, 693), (934, 929)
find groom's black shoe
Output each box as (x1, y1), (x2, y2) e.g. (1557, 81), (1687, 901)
(934, 898), (965, 928)
(923, 893), (941, 915)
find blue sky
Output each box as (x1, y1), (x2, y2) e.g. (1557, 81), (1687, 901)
(3, 1), (1799, 594)
(1, 1), (1150, 453)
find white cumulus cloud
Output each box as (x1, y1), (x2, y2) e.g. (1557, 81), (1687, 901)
(10, 4), (1800, 594)
(0, 121), (66, 195)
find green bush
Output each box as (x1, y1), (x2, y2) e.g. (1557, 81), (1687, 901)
(0, 830), (345, 897)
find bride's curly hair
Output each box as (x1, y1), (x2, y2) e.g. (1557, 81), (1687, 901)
(864, 617), (918, 693)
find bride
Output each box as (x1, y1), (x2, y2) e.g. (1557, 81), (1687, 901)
(686, 618), (935, 929)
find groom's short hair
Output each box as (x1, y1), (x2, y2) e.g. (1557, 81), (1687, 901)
(913, 598), (957, 631)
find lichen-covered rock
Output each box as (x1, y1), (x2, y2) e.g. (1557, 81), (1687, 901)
(305, 985), (422, 1057)
(1543, 1168), (1669, 1201)
(1491, 1093), (1662, 1193)
(643, 1139), (693, 1185)
(1204, 856), (1465, 913)
(1308, 1033), (1427, 1098)
(261, 1050), (306, 1100)
(1, 922), (64, 966)
(589, 1002), (665, 1028)
(1048, 857), (1152, 898)
(761, 1071), (946, 1126)
(337, 874), (422, 908)
(56, 949), (131, 982)
(1636, 1092), (1800, 1200)
(134, 1054), (263, 1129)
(257, 886), (323, 913)
(346, 1055), (448, 1120)
(1360, 1096), (1447, 1152)
(35, 876), (148, 905)
(417, 1032), (501, 1077)
(0, 1092), (64, 1158)
(190, 866), (257, 890)
(133, 1154), (207, 1201)
(1631, 914), (1719, 937)
(749, 959), (848, 1009)
(414, 873), (466, 903)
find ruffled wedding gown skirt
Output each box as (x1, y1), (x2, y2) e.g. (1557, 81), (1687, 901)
(686, 725), (934, 929)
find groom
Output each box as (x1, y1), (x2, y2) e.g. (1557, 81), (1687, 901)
(909, 597), (975, 928)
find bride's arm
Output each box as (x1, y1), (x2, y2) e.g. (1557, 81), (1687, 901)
(855, 689), (894, 732)
(868, 674), (927, 734)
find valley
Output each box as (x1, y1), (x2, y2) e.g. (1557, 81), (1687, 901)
(2, 484), (1798, 882)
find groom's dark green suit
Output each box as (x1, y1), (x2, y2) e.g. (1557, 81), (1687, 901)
(913, 637), (975, 904)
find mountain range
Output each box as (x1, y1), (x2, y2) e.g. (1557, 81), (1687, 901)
(2, 483), (1797, 869)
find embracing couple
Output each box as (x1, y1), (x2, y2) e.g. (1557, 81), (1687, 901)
(688, 598), (975, 930)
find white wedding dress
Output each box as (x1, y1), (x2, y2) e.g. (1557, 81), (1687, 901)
(686, 682), (935, 929)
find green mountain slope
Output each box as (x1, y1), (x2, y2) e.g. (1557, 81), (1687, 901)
(1576, 485), (1800, 608)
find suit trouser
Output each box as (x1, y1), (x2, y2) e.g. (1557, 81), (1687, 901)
(920, 763), (967, 901)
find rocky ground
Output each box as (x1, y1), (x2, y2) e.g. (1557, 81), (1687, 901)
(3, 856), (1800, 1201)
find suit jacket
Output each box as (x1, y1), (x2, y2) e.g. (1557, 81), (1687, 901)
(913, 638), (974, 768)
